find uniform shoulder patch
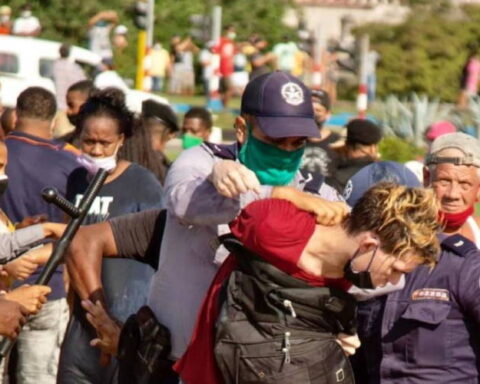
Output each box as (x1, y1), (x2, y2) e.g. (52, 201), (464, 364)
(299, 169), (324, 195)
(441, 234), (477, 257)
(411, 288), (450, 302)
(202, 142), (237, 160)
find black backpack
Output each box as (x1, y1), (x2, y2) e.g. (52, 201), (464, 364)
(214, 236), (356, 384)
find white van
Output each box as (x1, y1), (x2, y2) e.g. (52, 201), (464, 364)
(0, 35), (168, 111)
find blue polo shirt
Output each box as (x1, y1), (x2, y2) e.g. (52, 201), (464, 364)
(0, 131), (83, 300)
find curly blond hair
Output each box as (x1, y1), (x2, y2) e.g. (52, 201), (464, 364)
(345, 182), (440, 266)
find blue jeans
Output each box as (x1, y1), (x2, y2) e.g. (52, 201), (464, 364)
(151, 76), (165, 92)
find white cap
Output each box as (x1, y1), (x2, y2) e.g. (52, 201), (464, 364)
(114, 25), (128, 35)
(426, 132), (480, 168)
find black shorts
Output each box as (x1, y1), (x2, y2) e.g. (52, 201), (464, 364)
(220, 76), (232, 93)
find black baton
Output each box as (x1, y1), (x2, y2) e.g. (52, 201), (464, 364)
(0, 168), (108, 360)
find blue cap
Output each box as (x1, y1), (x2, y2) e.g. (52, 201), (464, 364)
(343, 161), (421, 207)
(241, 71), (319, 138)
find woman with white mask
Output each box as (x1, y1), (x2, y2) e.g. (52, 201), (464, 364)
(59, 88), (164, 384)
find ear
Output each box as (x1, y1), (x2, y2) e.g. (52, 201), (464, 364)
(203, 127), (212, 141)
(49, 117), (57, 138)
(235, 116), (247, 144)
(357, 232), (379, 253)
(423, 166), (430, 188)
(118, 133), (125, 147)
(11, 109), (17, 129)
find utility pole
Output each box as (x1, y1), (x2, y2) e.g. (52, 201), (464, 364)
(134, 0), (148, 90)
(135, 29), (147, 90)
(211, 5), (222, 42)
(206, 5), (223, 111)
(356, 34), (370, 118)
(146, 0), (154, 48)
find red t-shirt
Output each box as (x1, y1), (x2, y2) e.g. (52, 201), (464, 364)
(216, 37), (235, 77)
(0, 26), (10, 35)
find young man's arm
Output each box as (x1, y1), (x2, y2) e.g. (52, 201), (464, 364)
(272, 186), (348, 226)
(65, 209), (163, 303)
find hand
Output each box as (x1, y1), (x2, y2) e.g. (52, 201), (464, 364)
(306, 198), (349, 226)
(16, 215), (47, 229)
(41, 222), (66, 239)
(4, 285), (51, 315)
(336, 332), (360, 356)
(211, 160), (261, 198)
(272, 187), (349, 226)
(0, 299), (28, 338)
(82, 300), (121, 360)
(19, 244), (52, 267)
(4, 254), (39, 281)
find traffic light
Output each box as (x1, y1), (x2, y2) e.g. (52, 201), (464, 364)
(333, 39), (359, 74)
(189, 14), (210, 42)
(133, 0), (147, 30)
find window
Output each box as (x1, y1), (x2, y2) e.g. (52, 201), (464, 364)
(0, 53), (19, 74)
(39, 58), (54, 80)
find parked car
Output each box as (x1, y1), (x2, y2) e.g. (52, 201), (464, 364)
(0, 35), (168, 111)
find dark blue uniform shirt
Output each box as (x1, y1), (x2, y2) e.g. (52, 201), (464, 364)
(353, 235), (480, 384)
(0, 131), (82, 300)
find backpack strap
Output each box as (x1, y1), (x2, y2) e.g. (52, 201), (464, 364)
(441, 234), (478, 257)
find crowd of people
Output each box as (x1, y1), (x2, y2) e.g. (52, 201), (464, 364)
(166, 25), (318, 106)
(0, 4), (345, 108)
(0, 8), (480, 384)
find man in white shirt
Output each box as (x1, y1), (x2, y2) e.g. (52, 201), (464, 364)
(12, 3), (40, 37)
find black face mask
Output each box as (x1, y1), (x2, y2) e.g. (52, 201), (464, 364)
(67, 114), (79, 127)
(0, 176), (8, 198)
(343, 246), (377, 289)
(314, 117), (325, 131)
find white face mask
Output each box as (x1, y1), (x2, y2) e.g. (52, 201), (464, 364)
(86, 154), (117, 173)
(227, 31), (236, 40)
(0, 15), (10, 23)
(21, 11), (31, 18)
(81, 143), (120, 175)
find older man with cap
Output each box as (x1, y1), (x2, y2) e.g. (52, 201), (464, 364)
(424, 132), (480, 246)
(64, 72), (345, 378)
(343, 159), (480, 383)
(330, 118), (383, 192)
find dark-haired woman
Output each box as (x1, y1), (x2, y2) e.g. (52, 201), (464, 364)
(57, 89), (164, 384)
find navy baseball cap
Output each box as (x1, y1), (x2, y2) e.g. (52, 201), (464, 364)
(343, 161), (421, 207)
(241, 71), (319, 138)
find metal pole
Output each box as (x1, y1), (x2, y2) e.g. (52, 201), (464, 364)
(147, 0), (155, 48)
(356, 34), (370, 118)
(135, 30), (147, 90)
(211, 5), (222, 43)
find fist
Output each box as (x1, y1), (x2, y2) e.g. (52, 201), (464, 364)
(0, 299), (27, 339)
(336, 332), (361, 356)
(211, 160), (261, 198)
(4, 285), (51, 314)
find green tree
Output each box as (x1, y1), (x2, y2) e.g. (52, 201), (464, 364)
(358, 4), (480, 102)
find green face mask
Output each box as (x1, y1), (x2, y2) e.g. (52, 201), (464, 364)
(182, 133), (204, 149)
(239, 127), (304, 186)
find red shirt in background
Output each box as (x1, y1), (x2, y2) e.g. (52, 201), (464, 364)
(216, 37), (235, 77)
(0, 25), (11, 34)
